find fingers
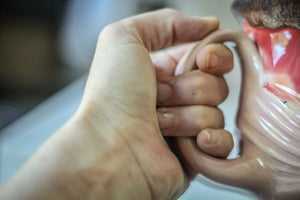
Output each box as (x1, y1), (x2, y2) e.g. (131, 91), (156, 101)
(196, 128), (233, 158)
(157, 106), (224, 137)
(196, 43), (234, 76)
(122, 9), (219, 51)
(157, 105), (233, 159)
(157, 70), (228, 106)
(151, 43), (233, 79)
(151, 44), (193, 78)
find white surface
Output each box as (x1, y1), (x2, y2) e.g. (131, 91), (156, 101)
(0, 1), (260, 199)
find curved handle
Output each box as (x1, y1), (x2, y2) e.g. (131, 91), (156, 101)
(174, 29), (264, 190)
(175, 29), (263, 91)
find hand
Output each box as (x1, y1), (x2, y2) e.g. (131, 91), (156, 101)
(81, 8), (234, 199)
(153, 43), (233, 159)
(0, 9), (234, 200)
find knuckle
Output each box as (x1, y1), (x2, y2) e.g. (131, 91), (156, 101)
(100, 22), (118, 36)
(161, 8), (180, 16)
(195, 78), (206, 93)
(179, 71), (229, 105)
(99, 20), (138, 42)
(98, 23), (119, 43)
(192, 75), (207, 99)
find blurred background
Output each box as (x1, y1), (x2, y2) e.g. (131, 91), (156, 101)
(0, 0), (166, 129)
(0, 0), (238, 129)
(0, 0), (68, 128)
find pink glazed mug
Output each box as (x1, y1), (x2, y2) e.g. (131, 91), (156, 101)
(173, 22), (300, 199)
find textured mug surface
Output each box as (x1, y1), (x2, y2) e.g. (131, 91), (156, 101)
(173, 26), (300, 200)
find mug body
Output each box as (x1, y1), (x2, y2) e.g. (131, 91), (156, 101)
(235, 10), (300, 200)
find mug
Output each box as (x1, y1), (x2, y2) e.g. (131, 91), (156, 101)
(173, 23), (300, 199)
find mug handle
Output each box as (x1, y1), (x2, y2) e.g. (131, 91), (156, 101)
(173, 29), (264, 190)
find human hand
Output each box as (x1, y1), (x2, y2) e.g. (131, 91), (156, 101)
(0, 9), (234, 200)
(79, 9), (233, 199)
(154, 43), (234, 159)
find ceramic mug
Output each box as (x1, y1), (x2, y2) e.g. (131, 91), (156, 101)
(172, 23), (300, 199)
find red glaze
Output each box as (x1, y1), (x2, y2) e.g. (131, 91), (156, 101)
(243, 21), (300, 106)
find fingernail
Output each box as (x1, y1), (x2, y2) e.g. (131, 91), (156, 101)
(199, 16), (220, 30)
(193, 16), (218, 22)
(201, 16), (219, 23)
(202, 131), (211, 143)
(157, 112), (174, 129)
(207, 53), (219, 68)
(157, 83), (172, 104)
(203, 131), (219, 145)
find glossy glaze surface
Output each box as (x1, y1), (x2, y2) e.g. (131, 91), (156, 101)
(243, 21), (300, 111)
(173, 27), (300, 200)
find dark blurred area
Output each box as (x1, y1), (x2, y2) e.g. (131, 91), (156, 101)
(0, 0), (167, 129)
(0, 0), (88, 129)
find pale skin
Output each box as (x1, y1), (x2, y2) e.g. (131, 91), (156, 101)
(0, 9), (234, 200)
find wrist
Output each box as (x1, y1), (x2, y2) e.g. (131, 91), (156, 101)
(51, 113), (153, 200)
(75, 104), (186, 200)
(0, 112), (152, 200)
